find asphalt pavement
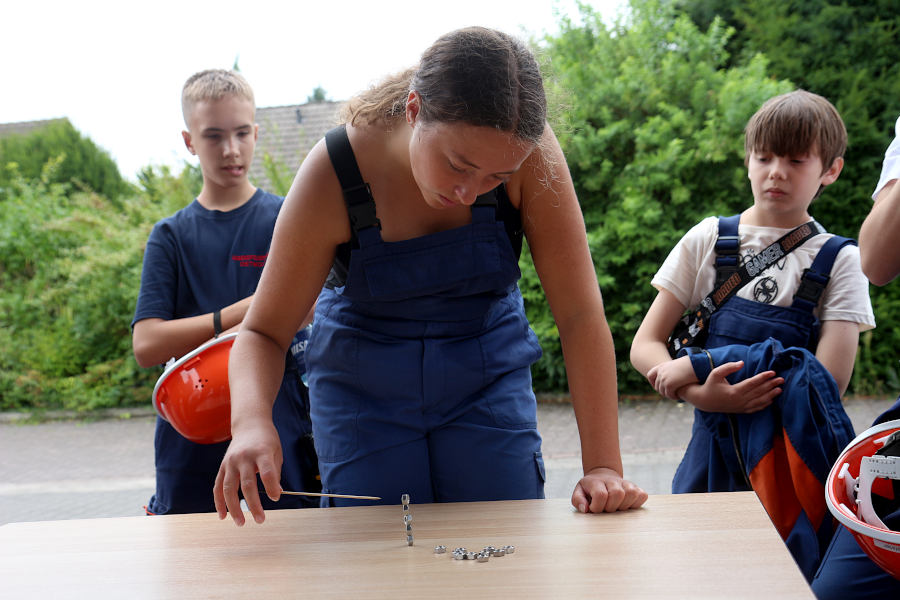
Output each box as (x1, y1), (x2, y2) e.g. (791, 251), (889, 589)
(1, 396), (896, 525)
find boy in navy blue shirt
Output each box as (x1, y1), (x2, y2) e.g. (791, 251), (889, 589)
(132, 69), (317, 514)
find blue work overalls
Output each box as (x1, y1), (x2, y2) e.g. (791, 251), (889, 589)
(304, 126), (546, 507)
(671, 215), (857, 580)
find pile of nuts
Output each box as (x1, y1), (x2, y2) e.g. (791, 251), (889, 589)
(401, 494), (517, 563)
(434, 544), (516, 563)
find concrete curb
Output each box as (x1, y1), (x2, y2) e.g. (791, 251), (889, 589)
(0, 395), (591, 424)
(0, 407), (157, 424)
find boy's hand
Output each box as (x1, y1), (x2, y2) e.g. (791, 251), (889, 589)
(647, 356), (698, 400)
(680, 360), (783, 413)
(213, 420), (284, 526)
(571, 467), (648, 513)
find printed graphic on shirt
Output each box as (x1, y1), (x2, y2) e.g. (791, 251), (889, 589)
(740, 248), (788, 273)
(291, 336), (308, 359)
(738, 247), (786, 305)
(231, 253), (268, 268)
(753, 277), (779, 304)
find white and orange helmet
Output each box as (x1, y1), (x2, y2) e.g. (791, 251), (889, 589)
(826, 419), (900, 579)
(151, 333), (237, 444)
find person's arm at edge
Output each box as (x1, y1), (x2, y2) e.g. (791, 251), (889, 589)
(860, 180), (900, 286)
(517, 127), (647, 513)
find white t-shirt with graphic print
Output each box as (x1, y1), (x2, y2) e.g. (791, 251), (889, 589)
(652, 216), (875, 330)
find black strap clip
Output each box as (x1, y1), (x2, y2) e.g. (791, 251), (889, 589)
(345, 183), (380, 232)
(794, 268), (829, 305)
(713, 233), (741, 287)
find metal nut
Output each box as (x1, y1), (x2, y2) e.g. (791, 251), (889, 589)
(476, 553), (489, 563)
(434, 545), (447, 554)
(503, 545), (516, 554)
(401, 494), (410, 505)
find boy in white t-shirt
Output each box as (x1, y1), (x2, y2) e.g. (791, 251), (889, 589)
(631, 89), (874, 408)
(629, 89), (876, 581)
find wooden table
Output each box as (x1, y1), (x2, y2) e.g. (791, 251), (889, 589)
(0, 493), (811, 598)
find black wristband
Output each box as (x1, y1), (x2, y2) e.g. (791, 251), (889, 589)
(213, 310), (222, 338)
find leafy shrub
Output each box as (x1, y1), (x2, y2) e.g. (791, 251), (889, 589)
(0, 164), (198, 411)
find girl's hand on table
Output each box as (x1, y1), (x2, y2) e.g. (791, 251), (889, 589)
(571, 467), (649, 513)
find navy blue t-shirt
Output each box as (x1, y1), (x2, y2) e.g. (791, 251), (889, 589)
(133, 188), (282, 329)
(133, 188), (317, 514)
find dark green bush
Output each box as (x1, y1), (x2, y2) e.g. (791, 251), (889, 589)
(0, 119), (131, 202)
(519, 0), (899, 396)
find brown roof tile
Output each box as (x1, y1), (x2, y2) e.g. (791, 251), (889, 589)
(250, 101), (345, 194)
(0, 118), (69, 139)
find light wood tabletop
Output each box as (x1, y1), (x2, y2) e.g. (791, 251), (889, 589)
(0, 492), (812, 598)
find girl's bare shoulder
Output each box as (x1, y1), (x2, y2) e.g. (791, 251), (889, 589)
(281, 135), (351, 246)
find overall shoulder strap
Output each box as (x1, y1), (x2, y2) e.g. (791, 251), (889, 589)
(791, 235), (857, 311)
(324, 125), (380, 235)
(706, 218), (822, 312)
(473, 186), (523, 259)
(472, 188), (498, 221)
(714, 215), (742, 287)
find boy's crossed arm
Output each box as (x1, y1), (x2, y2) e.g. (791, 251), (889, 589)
(650, 356), (782, 413)
(631, 287), (784, 413)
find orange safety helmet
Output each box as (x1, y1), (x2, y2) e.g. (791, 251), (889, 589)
(152, 332), (238, 444)
(826, 419), (900, 579)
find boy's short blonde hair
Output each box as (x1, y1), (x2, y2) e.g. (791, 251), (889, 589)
(744, 90), (847, 173)
(181, 69), (255, 127)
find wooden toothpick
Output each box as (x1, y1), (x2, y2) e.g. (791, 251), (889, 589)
(281, 490), (381, 501)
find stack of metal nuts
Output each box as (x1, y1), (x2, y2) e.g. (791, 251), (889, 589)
(402, 493), (412, 546)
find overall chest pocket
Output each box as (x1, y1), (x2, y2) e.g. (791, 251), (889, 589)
(360, 232), (503, 301)
(707, 297), (817, 350)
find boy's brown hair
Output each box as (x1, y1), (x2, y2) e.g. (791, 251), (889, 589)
(744, 89), (847, 174)
(181, 69), (255, 127)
